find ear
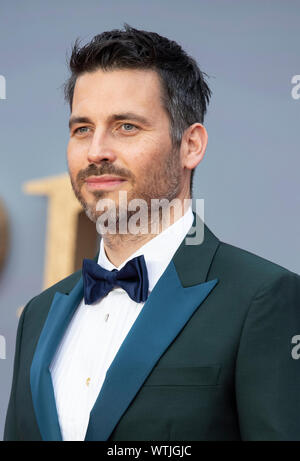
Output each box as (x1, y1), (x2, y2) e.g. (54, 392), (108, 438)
(181, 123), (208, 171)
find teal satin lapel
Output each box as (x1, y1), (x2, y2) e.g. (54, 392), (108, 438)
(85, 261), (218, 441)
(30, 277), (84, 441)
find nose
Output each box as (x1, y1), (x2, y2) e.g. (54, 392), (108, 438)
(87, 128), (118, 164)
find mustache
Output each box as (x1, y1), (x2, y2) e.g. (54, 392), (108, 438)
(76, 163), (133, 185)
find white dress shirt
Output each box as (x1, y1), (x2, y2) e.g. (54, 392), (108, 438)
(50, 206), (194, 441)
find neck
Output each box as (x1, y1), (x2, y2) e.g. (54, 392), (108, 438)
(102, 195), (191, 267)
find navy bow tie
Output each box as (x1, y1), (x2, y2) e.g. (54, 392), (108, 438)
(82, 255), (149, 305)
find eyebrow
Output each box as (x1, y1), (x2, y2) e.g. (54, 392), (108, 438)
(68, 112), (151, 130)
(69, 116), (91, 130)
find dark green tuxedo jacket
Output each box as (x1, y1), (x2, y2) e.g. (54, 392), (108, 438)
(4, 214), (300, 441)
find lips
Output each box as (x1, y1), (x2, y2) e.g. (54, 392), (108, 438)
(85, 175), (127, 190)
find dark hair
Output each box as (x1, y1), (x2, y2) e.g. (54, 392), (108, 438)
(64, 24), (212, 193)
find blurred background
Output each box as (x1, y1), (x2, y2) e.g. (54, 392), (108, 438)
(0, 0), (299, 439)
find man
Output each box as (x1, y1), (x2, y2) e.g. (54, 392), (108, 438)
(4, 24), (300, 441)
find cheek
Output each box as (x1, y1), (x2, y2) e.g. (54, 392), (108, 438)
(129, 137), (166, 171)
(128, 152), (155, 179)
(67, 141), (84, 173)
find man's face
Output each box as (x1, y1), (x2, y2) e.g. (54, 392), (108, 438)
(67, 67), (183, 225)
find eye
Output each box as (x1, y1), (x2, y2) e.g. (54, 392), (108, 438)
(74, 126), (90, 135)
(120, 123), (138, 132)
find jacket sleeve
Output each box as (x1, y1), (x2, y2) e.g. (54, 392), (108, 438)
(235, 270), (300, 440)
(3, 300), (31, 441)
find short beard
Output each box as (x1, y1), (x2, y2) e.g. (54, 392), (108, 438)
(69, 144), (182, 234)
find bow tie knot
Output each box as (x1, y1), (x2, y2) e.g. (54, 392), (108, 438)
(103, 268), (118, 281)
(82, 255), (149, 305)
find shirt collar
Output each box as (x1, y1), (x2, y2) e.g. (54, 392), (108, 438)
(97, 205), (194, 293)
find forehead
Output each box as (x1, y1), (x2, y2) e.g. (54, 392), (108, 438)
(72, 68), (165, 116)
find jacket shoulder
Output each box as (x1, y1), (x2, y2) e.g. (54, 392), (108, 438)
(211, 239), (299, 292)
(23, 269), (82, 318)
